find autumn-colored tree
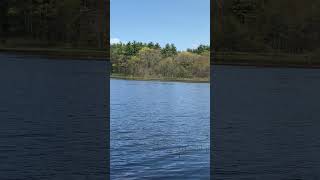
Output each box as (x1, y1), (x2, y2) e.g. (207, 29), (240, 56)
(111, 41), (210, 79)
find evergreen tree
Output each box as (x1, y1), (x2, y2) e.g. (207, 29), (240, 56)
(154, 43), (161, 49)
(147, 42), (154, 49)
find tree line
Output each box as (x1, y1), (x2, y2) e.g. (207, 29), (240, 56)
(0, 0), (86, 47)
(216, 0), (320, 54)
(111, 42), (210, 80)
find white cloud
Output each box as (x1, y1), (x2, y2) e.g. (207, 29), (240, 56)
(110, 38), (121, 44)
(191, 43), (200, 49)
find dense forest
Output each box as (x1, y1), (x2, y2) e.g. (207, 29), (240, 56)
(0, 0), (79, 46)
(215, 0), (320, 54)
(0, 0), (107, 48)
(111, 42), (210, 80)
(0, 0), (209, 80)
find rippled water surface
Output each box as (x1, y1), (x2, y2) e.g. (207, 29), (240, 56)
(111, 79), (210, 179)
(0, 54), (109, 179)
(212, 65), (320, 179)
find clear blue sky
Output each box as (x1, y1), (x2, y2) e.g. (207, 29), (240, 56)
(111, 0), (210, 51)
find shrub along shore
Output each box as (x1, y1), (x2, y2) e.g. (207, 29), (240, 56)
(2, 45), (320, 83)
(110, 42), (210, 82)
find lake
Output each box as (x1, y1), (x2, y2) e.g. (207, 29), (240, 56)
(0, 54), (109, 179)
(111, 79), (210, 179)
(212, 65), (320, 179)
(5, 53), (319, 179)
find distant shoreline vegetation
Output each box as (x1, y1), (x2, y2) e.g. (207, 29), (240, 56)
(0, 1), (107, 49)
(215, 0), (320, 57)
(111, 41), (210, 82)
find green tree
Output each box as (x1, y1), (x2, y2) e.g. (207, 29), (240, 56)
(161, 43), (177, 58)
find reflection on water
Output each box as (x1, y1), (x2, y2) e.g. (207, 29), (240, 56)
(0, 54), (109, 179)
(212, 65), (320, 179)
(111, 79), (210, 179)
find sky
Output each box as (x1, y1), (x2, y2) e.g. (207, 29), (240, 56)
(111, 0), (210, 51)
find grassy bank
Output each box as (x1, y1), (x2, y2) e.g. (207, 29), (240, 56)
(111, 73), (209, 83)
(214, 52), (320, 68)
(0, 47), (108, 60)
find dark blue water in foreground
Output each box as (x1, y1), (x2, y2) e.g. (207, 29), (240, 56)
(212, 65), (320, 180)
(0, 54), (109, 179)
(111, 79), (210, 179)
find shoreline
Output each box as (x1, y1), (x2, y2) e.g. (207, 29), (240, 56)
(213, 62), (320, 69)
(214, 52), (320, 69)
(110, 74), (209, 83)
(1, 48), (320, 69)
(0, 47), (109, 61)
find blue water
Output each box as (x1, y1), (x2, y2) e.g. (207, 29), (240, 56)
(111, 79), (210, 179)
(0, 54), (109, 179)
(212, 65), (320, 179)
